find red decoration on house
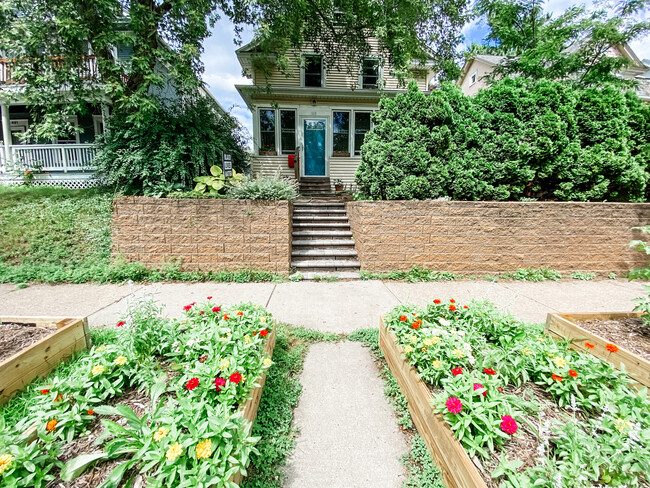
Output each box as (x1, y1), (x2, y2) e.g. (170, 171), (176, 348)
(288, 154), (295, 168)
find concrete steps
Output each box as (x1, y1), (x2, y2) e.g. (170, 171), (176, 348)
(291, 202), (360, 278)
(299, 178), (335, 198)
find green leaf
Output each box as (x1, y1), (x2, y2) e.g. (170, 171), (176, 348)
(210, 165), (223, 176)
(97, 461), (132, 488)
(61, 452), (109, 481)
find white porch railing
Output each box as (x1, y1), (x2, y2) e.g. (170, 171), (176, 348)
(1, 144), (98, 173)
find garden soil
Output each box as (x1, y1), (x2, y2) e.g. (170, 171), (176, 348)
(0, 322), (54, 362)
(577, 318), (650, 360)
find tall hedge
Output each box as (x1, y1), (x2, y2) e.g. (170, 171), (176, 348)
(355, 79), (650, 201)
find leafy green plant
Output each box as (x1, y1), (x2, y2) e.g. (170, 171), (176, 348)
(629, 226), (650, 279)
(360, 266), (458, 282)
(570, 271), (596, 280)
(501, 267), (562, 282)
(226, 175), (298, 201)
(633, 284), (650, 328)
(194, 165), (246, 196)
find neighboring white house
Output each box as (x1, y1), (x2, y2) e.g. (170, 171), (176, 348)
(0, 41), (224, 188)
(458, 43), (650, 102)
(235, 42), (437, 189)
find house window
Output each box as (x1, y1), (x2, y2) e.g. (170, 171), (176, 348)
(280, 110), (296, 154)
(361, 58), (379, 89)
(354, 112), (371, 155)
(332, 111), (350, 156)
(259, 109), (276, 153)
(93, 115), (104, 137)
(470, 71), (477, 86)
(304, 55), (323, 87)
(56, 116), (79, 144)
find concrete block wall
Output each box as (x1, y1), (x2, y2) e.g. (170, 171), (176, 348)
(346, 201), (650, 274)
(112, 197), (291, 272)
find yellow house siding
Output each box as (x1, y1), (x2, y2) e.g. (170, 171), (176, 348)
(251, 156), (295, 179)
(329, 157), (361, 187)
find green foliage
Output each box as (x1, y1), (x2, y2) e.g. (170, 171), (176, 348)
(474, 0), (650, 87)
(633, 284), (650, 328)
(570, 271), (596, 280)
(96, 99), (248, 195)
(360, 266), (459, 282)
(194, 165), (247, 196)
(501, 267), (562, 282)
(348, 328), (382, 357)
(226, 176), (299, 201)
(629, 225), (650, 279)
(356, 80), (650, 202)
(401, 435), (446, 488)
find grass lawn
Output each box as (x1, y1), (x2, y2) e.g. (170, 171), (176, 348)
(0, 186), (284, 284)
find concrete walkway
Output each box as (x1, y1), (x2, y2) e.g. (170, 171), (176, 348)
(0, 279), (645, 331)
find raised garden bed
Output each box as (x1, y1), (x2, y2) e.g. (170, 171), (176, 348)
(0, 316), (90, 405)
(381, 300), (650, 488)
(545, 312), (650, 388)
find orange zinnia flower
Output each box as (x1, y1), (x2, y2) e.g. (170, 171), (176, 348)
(585, 342), (595, 349)
(400, 315), (407, 322)
(569, 370), (578, 378)
(223, 314), (230, 321)
(606, 343), (619, 353)
(88, 409), (94, 415)
(449, 305), (457, 311)
(551, 374), (563, 382)
(46, 419), (57, 432)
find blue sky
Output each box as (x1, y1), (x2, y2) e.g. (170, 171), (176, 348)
(200, 1), (650, 141)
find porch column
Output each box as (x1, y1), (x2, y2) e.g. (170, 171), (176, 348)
(1, 104), (11, 170)
(100, 103), (110, 133)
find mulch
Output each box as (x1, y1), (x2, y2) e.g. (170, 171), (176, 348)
(577, 318), (650, 361)
(0, 322), (55, 362)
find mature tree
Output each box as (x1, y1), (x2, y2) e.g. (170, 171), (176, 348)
(469, 0), (650, 86)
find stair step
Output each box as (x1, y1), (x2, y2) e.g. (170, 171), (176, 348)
(293, 215), (349, 222)
(292, 259), (361, 268)
(292, 222), (350, 229)
(292, 249), (358, 257)
(293, 202), (345, 207)
(293, 230), (353, 237)
(294, 271), (361, 280)
(292, 239), (355, 246)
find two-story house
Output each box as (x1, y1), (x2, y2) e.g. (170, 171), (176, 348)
(235, 42), (437, 193)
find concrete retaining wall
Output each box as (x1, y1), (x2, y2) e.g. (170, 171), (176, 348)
(112, 197), (291, 273)
(346, 201), (650, 274)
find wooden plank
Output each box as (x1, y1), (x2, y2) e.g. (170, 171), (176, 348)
(545, 312), (650, 388)
(379, 318), (487, 488)
(1, 316), (85, 328)
(0, 317), (89, 404)
(231, 325), (277, 485)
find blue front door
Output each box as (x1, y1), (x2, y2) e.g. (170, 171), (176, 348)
(304, 119), (326, 176)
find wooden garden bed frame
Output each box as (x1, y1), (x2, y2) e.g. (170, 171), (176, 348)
(232, 325), (277, 484)
(379, 318), (488, 488)
(545, 312), (650, 388)
(0, 316), (90, 405)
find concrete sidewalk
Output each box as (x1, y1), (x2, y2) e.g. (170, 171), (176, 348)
(0, 279), (644, 332)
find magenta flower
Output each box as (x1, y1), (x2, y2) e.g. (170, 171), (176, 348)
(473, 383), (487, 397)
(500, 415), (518, 435)
(446, 397), (463, 414)
(214, 377), (226, 392)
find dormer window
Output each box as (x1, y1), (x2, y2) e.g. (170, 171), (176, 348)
(361, 58), (379, 89)
(303, 55), (323, 87)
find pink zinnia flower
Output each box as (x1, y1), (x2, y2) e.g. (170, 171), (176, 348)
(473, 383), (487, 397)
(199, 311), (204, 315)
(207, 296), (212, 300)
(500, 415), (518, 435)
(212, 306), (221, 313)
(214, 377), (226, 392)
(452, 367), (463, 376)
(446, 397), (463, 414)
(183, 304), (192, 311)
(116, 321), (125, 327)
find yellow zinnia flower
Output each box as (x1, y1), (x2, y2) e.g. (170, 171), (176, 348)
(520, 347), (533, 356)
(219, 358), (230, 371)
(244, 336), (252, 344)
(263, 358), (272, 367)
(552, 357), (567, 368)
(403, 345), (414, 354)
(195, 439), (212, 460)
(96, 346), (106, 353)
(153, 427), (169, 442)
(166, 442), (183, 461)
(432, 360), (441, 369)
(0, 454), (13, 474)
(408, 334), (418, 344)
(614, 418), (632, 434)
(114, 356), (127, 366)
(452, 349), (465, 359)
(91, 365), (105, 376)
(260, 316), (267, 323)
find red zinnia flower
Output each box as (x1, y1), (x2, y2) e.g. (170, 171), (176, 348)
(260, 329), (268, 337)
(450, 299), (455, 303)
(452, 367), (463, 376)
(433, 299), (441, 304)
(237, 311), (244, 316)
(400, 315), (407, 322)
(551, 374), (563, 382)
(212, 306), (221, 313)
(88, 409), (94, 415)
(463, 305), (468, 309)
(214, 377), (226, 392)
(606, 343), (618, 353)
(497, 386), (504, 393)
(473, 383), (487, 397)
(223, 314), (230, 321)
(116, 321), (125, 327)
(484, 368), (496, 375)
(411, 322), (420, 330)
(569, 370), (578, 378)
(183, 305), (192, 311)
(186, 378), (199, 390)
(449, 305), (457, 311)
(199, 354), (208, 363)
(585, 342), (595, 349)
(207, 296), (212, 300)
(500, 415), (518, 435)
(446, 397), (463, 414)
(229, 372), (242, 384)
(40, 389), (50, 395)
(54, 394), (63, 402)
(199, 311), (204, 315)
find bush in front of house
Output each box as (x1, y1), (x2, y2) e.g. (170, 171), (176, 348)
(226, 175), (299, 200)
(355, 79), (650, 201)
(95, 97), (249, 196)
